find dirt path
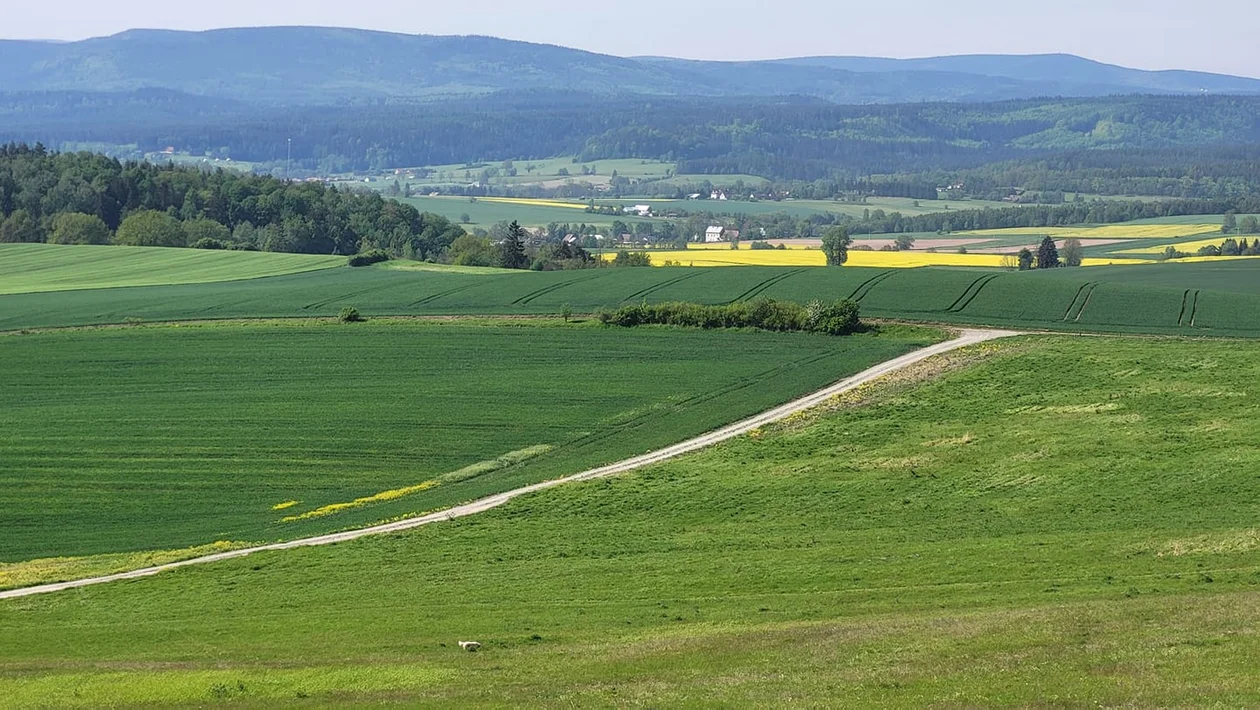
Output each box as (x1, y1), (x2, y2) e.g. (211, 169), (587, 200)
(0, 328), (1022, 601)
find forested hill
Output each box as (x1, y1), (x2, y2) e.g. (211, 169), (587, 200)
(1, 27), (1259, 104)
(8, 93), (1259, 188)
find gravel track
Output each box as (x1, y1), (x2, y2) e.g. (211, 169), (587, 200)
(0, 328), (1021, 601)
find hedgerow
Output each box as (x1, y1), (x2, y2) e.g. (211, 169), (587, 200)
(598, 299), (861, 335)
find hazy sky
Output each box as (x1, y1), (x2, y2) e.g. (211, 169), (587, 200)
(6, 0), (1259, 77)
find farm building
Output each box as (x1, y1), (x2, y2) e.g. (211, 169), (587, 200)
(705, 226), (725, 243)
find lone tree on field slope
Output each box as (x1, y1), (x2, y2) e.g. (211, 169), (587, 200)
(1036, 236), (1061, 269)
(821, 226), (852, 266)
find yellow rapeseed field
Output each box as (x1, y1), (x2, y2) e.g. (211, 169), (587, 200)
(957, 225), (1220, 239)
(1116, 236), (1242, 255)
(1165, 255), (1260, 264)
(479, 197), (589, 210)
(604, 249), (1140, 268)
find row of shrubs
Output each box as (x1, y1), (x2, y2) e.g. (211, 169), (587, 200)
(347, 249), (392, 267)
(597, 299), (862, 335)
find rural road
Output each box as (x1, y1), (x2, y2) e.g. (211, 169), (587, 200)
(1, 328), (1021, 601)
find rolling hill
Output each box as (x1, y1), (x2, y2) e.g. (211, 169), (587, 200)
(1, 27), (1259, 105)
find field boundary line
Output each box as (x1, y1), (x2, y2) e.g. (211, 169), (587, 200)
(0, 328), (1022, 601)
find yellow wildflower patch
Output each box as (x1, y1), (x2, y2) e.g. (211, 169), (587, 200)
(602, 249), (1140, 268)
(0, 540), (247, 591)
(283, 481), (441, 522)
(280, 445), (555, 523)
(271, 500), (299, 511)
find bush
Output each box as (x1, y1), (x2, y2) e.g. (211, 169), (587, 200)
(598, 298), (860, 335)
(806, 299), (862, 335)
(347, 249), (391, 267)
(611, 251), (653, 267)
(338, 307), (364, 323)
(189, 238), (228, 250)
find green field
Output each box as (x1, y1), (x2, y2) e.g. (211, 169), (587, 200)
(4, 335), (1258, 706)
(5, 255), (1260, 336)
(398, 196), (656, 230)
(397, 194), (1011, 230)
(0, 244), (343, 294)
(0, 319), (934, 565)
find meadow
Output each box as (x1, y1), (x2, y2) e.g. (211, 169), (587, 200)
(3, 335), (1259, 706)
(399, 195), (656, 230)
(0, 244), (343, 294)
(398, 194), (1013, 230)
(6, 254), (1260, 336)
(0, 319), (935, 568)
(956, 223), (1223, 239)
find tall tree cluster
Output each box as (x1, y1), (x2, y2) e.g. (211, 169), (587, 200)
(0, 144), (465, 257)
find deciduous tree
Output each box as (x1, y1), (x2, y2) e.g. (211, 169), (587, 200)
(114, 210), (187, 248)
(1061, 237), (1084, 267)
(821, 226), (852, 266)
(49, 213), (111, 245)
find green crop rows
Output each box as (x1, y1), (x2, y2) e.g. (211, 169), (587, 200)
(5, 256), (1260, 336)
(0, 320), (935, 563)
(0, 243), (343, 295)
(3, 336), (1258, 706)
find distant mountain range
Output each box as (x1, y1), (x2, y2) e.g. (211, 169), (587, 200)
(1, 27), (1258, 105)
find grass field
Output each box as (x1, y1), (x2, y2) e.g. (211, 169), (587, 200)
(7, 254), (1260, 336)
(957, 224), (1223, 239)
(0, 319), (936, 567)
(400, 195), (656, 230)
(0, 244), (344, 294)
(399, 194), (1012, 230)
(4, 335), (1259, 706)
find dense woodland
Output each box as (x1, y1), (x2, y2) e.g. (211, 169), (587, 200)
(6, 92), (1260, 200)
(0, 144), (464, 257)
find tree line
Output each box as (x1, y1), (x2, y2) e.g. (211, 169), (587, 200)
(0, 144), (465, 258)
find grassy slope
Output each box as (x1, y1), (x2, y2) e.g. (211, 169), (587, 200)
(0, 320), (935, 562)
(6, 259), (1260, 336)
(0, 244), (344, 294)
(3, 335), (1258, 706)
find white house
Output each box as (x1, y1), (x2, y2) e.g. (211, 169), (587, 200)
(625, 204), (652, 217)
(705, 225), (726, 243)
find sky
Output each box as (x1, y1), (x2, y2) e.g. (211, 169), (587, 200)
(5, 0), (1259, 78)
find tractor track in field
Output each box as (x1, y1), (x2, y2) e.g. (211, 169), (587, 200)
(409, 282), (486, 307)
(0, 328), (1023, 601)
(847, 270), (897, 302)
(1063, 282), (1099, 322)
(946, 275), (1000, 314)
(510, 274), (605, 306)
(725, 269), (808, 304)
(619, 271), (706, 303)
